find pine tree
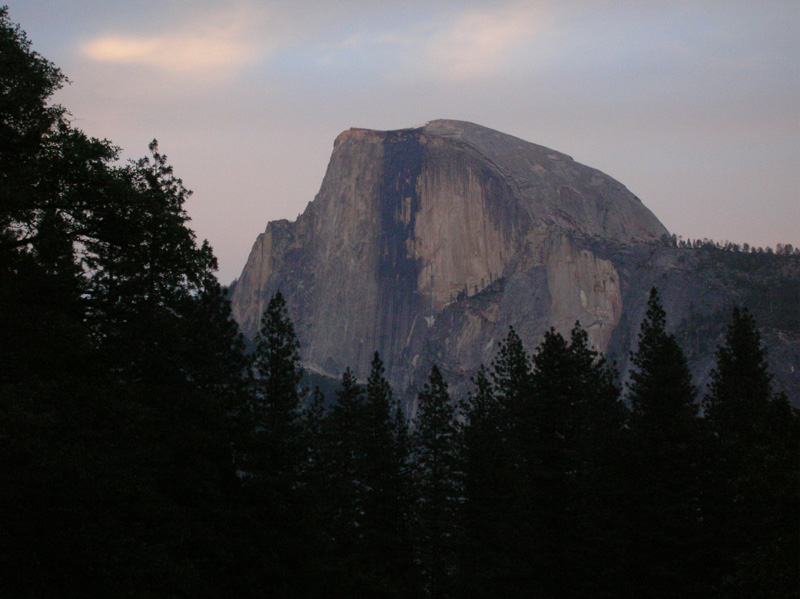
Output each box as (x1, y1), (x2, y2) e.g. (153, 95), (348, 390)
(490, 326), (531, 406)
(411, 365), (461, 599)
(705, 307), (773, 437)
(326, 366), (366, 563)
(703, 307), (800, 597)
(458, 364), (515, 598)
(229, 291), (310, 596)
(75, 140), (225, 385)
(253, 291), (302, 447)
(459, 325), (626, 598)
(362, 352), (414, 594)
(457, 328), (536, 598)
(251, 294), (304, 540)
(314, 356), (416, 596)
(527, 324), (625, 598)
(520, 328), (575, 596)
(628, 288), (697, 429)
(624, 287), (703, 598)
(247, 290), (304, 536)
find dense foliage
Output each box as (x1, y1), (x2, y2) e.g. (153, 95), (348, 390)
(1, 8), (249, 597)
(2, 9), (798, 598)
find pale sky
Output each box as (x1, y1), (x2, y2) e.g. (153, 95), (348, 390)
(11, 1), (800, 283)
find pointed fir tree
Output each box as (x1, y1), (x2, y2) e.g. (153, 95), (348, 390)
(528, 324), (625, 598)
(364, 353), (408, 515)
(456, 327), (536, 598)
(628, 288), (697, 430)
(364, 352), (399, 469)
(490, 326), (531, 406)
(703, 307), (800, 597)
(253, 290), (302, 441)
(458, 364), (516, 599)
(516, 328), (575, 597)
(315, 357), (417, 596)
(562, 324), (625, 450)
(362, 352), (415, 595)
(248, 290), (304, 522)
(411, 365), (462, 599)
(234, 291), (310, 594)
(328, 366), (365, 542)
(705, 307), (773, 438)
(624, 287), (704, 599)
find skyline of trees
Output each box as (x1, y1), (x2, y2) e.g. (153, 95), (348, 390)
(260, 288), (796, 599)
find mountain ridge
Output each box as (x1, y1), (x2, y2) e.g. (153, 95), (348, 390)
(230, 121), (799, 406)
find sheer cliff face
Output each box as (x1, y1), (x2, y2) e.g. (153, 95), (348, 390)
(231, 120), (668, 389)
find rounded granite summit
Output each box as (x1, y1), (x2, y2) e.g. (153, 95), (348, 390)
(418, 119), (668, 243)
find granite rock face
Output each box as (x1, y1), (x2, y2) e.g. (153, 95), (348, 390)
(231, 120), (800, 406)
(230, 121), (664, 383)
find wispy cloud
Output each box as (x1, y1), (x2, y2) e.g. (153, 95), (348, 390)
(81, 3), (274, 81)
(425, 2), (553, 80)
(304, 2), (554, 83)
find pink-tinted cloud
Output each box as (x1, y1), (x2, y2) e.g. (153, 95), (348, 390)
(81, 3), (276, 81)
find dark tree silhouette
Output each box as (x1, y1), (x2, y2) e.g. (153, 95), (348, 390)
(703, 307), (800, 597)
(624, 288), (704, 598)
(1, 9), (251, 596)
(411, 365), (461, 599)
(527, 325), (625, 598)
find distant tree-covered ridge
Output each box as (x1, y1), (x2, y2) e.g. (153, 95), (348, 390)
(659, 232), (800, 255)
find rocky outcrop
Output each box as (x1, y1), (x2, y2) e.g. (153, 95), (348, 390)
(230, 120), (800, 405)
(231, 121), (664, 383)
(546, 235), (622, 350)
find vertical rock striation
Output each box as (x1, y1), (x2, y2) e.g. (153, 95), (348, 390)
(545, 235), (622, 351)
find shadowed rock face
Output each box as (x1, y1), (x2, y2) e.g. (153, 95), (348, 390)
(230, 120), (799, 406)
(230, 120), (667, 389)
